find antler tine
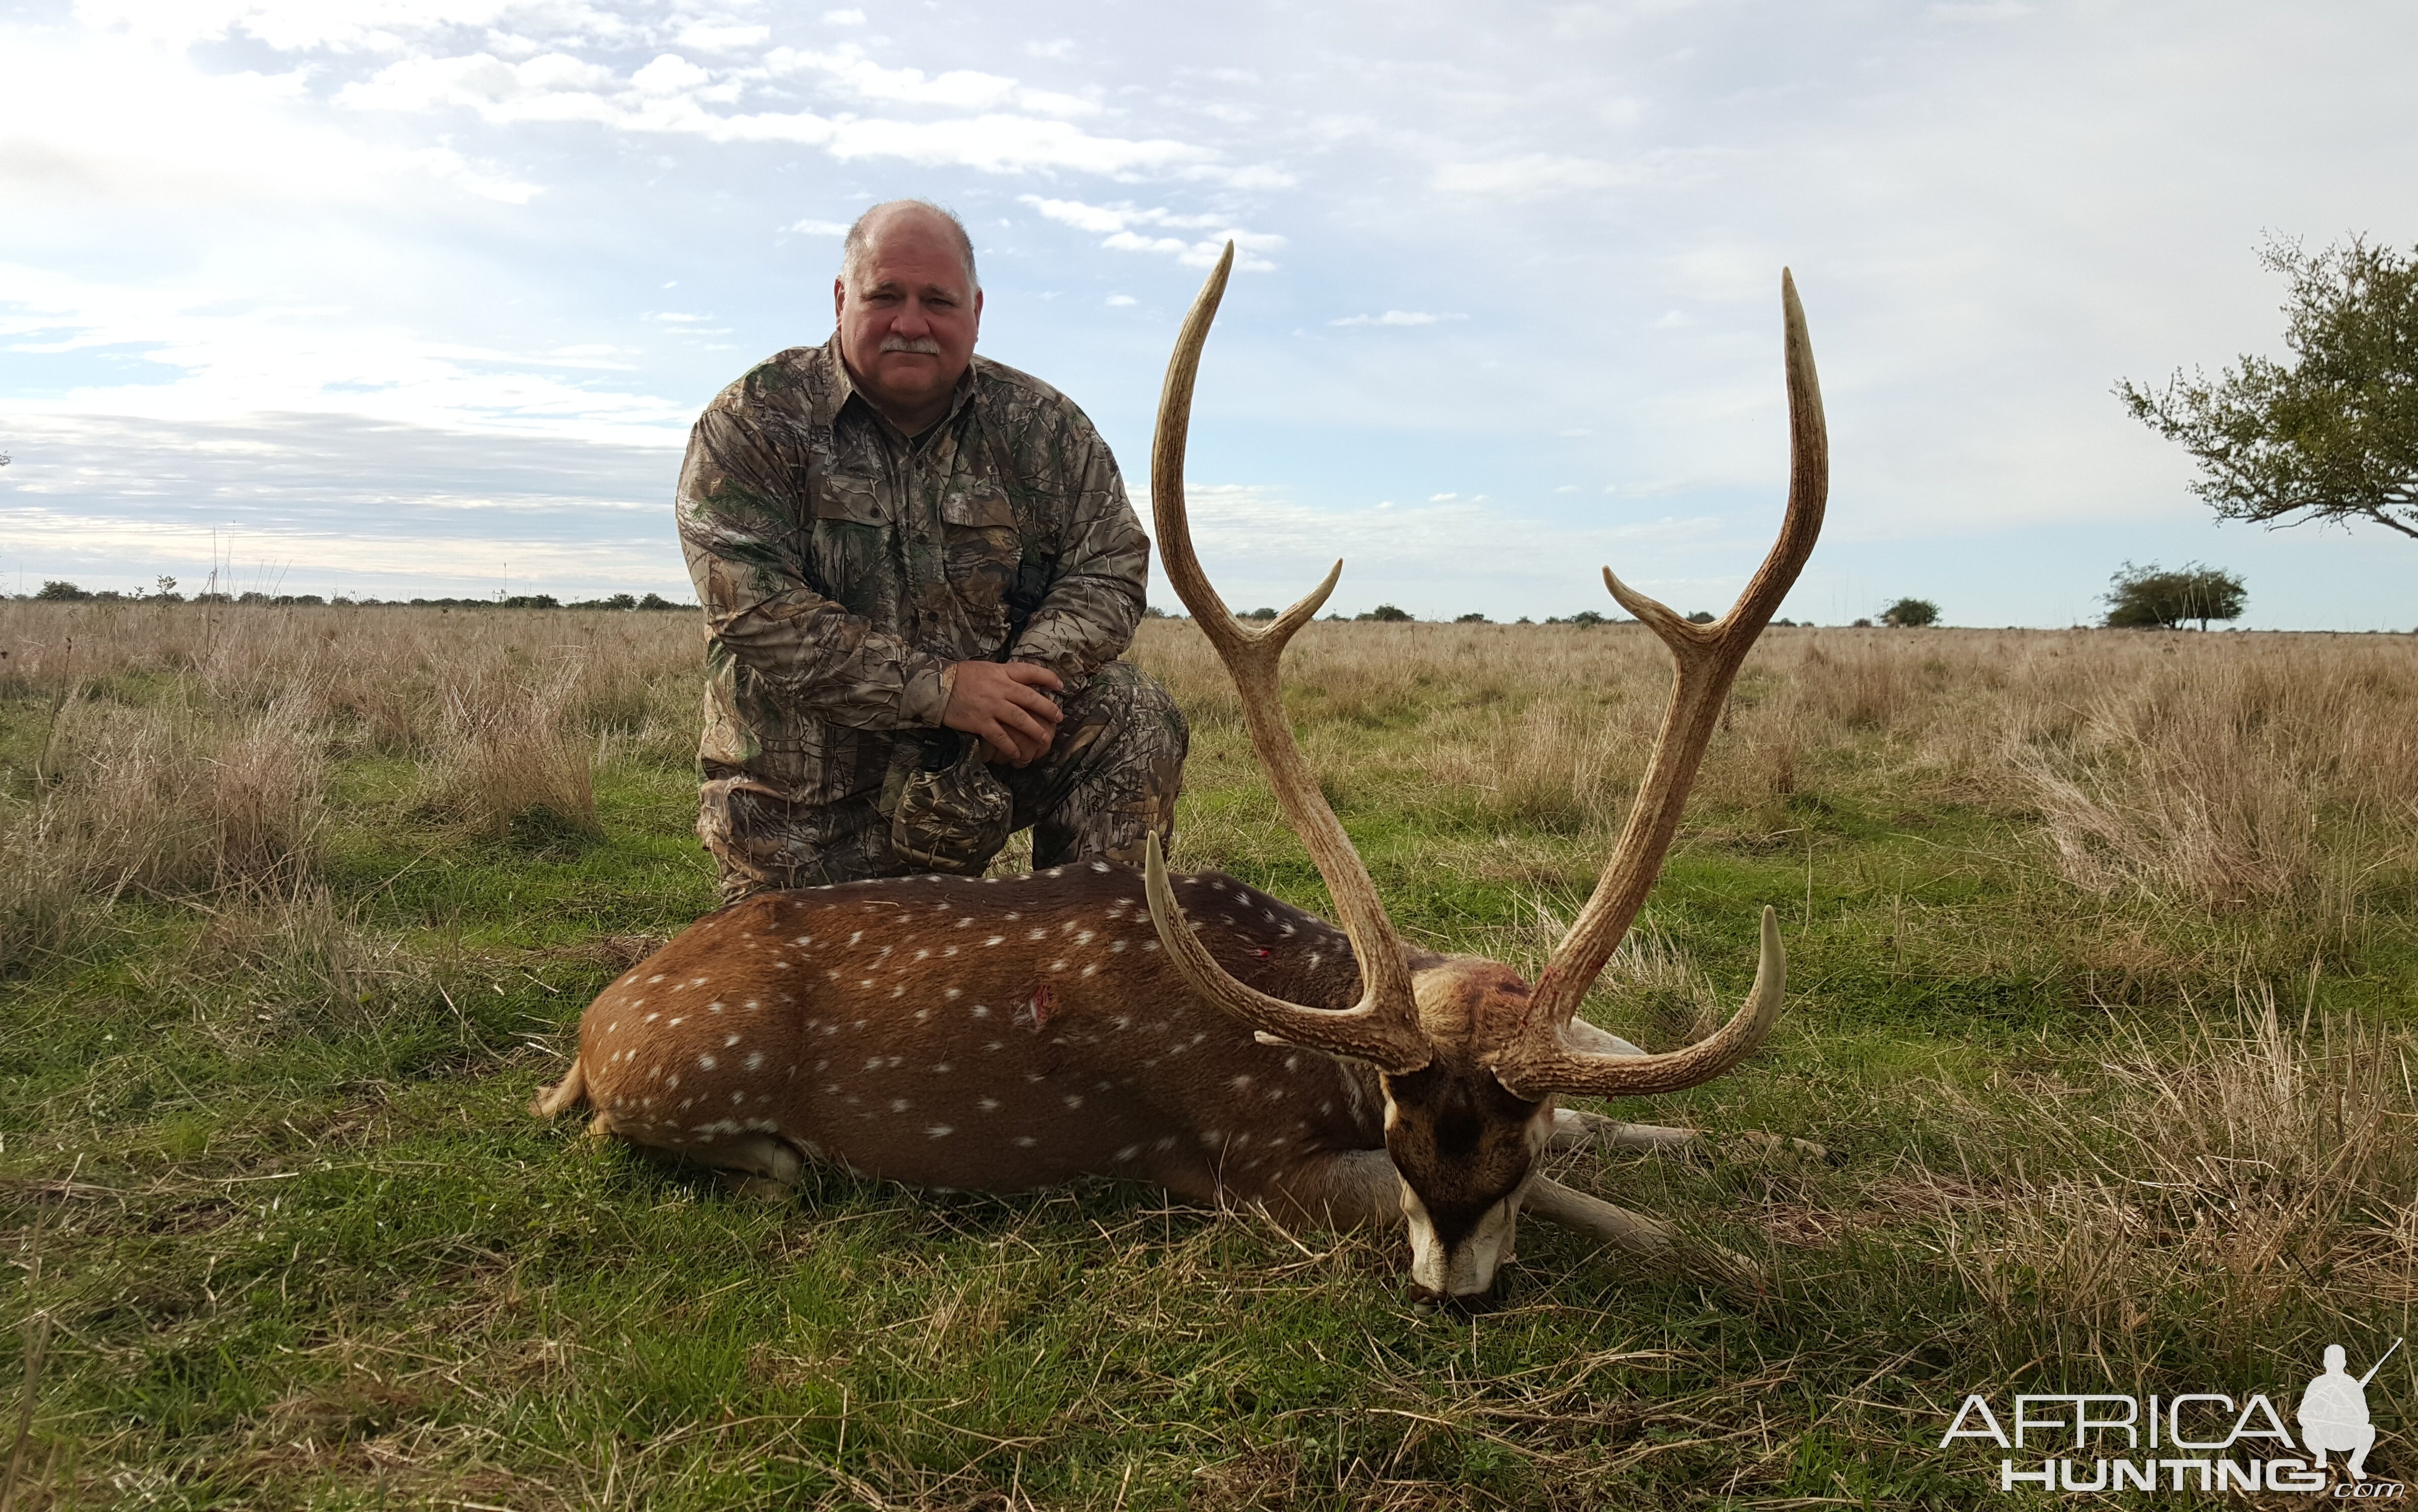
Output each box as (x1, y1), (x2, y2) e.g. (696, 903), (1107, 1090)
(1143, 242), (1430, 1074)
(1495, 270), (1826, 1099)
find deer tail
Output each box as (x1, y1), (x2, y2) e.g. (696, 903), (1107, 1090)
(531, 1056), (588, 1118)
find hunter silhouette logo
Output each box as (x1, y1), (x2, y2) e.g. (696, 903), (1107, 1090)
(1940, 1339), (2405, 1494)
(2304, 1340), (2400, 1482)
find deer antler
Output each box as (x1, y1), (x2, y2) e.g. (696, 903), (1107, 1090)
(1493, 270), (1827, 1101)
(1142, 243), (1432, 1074)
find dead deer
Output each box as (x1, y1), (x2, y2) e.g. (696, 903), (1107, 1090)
(534, 245), (1827, 1304)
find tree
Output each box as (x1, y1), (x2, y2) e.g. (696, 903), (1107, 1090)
(1454, 611), (1490, 623)
(2118, 235), (2418, 541)
(2102, 561), (2246, 631)
(35, 580), (87, 601)
(1357, 604), (1412, 622)
(1881, 597), (1940, 627)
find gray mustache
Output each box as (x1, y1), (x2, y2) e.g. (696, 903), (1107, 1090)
(880, 336), (942, 355)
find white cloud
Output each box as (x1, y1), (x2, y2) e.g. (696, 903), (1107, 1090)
(1105, 293), (1136, 306)
(677, 21), (771, 51)
(1432, 153), (1643, 196)
(789, 218), (852, 235)
(340, 49), (1210, 177)
(1329, 310), (1463, 327)
(1021, 195), (1284, 269)
(821, 8), (866, 24)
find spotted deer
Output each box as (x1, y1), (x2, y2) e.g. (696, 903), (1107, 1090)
(534, 246), (1827, 1304)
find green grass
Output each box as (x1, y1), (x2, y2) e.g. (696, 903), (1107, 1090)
(2, 628), (2415, 1508)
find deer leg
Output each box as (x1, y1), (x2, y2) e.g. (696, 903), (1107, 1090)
(1550, 1107), (1698, 1153)
(601, 1128), (806, 1202)
(1253, 1148), (1403, 1231)
(1524, 1177), (1764, 1296)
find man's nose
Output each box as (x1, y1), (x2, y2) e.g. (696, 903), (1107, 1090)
(890, 299), (933, 335)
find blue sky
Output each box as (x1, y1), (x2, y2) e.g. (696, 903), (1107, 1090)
(3, 0), (2413, 626)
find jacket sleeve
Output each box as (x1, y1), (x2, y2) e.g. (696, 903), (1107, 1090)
(678, 393), (955, 730)
(1004, 397), (1149, 683)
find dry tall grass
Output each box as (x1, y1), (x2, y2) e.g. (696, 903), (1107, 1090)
(5, 602), (2414, 968)
(1132, 618), (2418, 944)
(0, 602), (707, 963)
(1936, 979), (2418, 1369)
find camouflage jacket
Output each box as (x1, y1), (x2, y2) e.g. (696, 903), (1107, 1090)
(677, 335), (1150, 806)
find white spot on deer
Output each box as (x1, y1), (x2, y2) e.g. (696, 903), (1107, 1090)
(1208, 881), (1224, 892)
(914, 948), (929, 960)
(1110, 939), (1127, 953)
(1081, 964), (1098, 978)
(1063, 1094), (1083, 1109)
(698, 1055), (718, 1070)
(605, 1021), (620, 1036)
(1004, 911), (1020, 920)
(977, 1097), (1000, 1111)
(745, 999), (760, 1010)
(1014, 1136), (1036, 1148)
(1115, 1144), (1139, 1161)
(1027, 928), (1047, 941)
(958, 916), (973, 927)
(1198, 1129), (1222, 1146)
(647, 974), (665, 984)
(1230, 1074), (1253, 1091)
(847, 931), (863, 945)
(1050, 960), (1067, 972)
(723, 1034), (741, 1047)
(708, 1002), (723, 1014)
(890, 1098), (911, 1113)
(891, 985), (905, 997)
(864, 1057), (884, 1071)
(665, 1073), (681, 1089)
(1154, 1136), (1177, 1152)
(746, 1052), (764, 1070)
(985, 936), (1004, 947)
(792, 936), (812, 946)
(644, 1013), (661, 1024)
(1308, 953), (1322, 969)
(926, 1124), (954, 1138)
(667, 1017), (685, 1027)
(944, 987), (961, 999)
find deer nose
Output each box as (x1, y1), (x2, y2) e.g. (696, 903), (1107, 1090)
(1405, 1272), (1509, 1316)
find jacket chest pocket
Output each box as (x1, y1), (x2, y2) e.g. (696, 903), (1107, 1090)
(939, 485), (1019, 624)
(807, 477), (890, 617)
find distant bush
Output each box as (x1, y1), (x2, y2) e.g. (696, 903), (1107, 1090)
(1882, 597), (1940, 627)
(1684, 610), (1715, 624)
(2104, 562), (2246, 631)
(1455, 612), (1490, 623)
(1357, 604), (1413, 622)
(1241, 607), (1277, 621)
(36, 580), (88, 601)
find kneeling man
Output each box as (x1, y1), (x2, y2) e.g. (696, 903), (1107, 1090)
(677, 199), (1187, 897)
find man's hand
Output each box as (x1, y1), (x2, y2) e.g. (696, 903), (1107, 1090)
(941, 660), (1063, 766)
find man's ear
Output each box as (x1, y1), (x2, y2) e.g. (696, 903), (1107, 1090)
(972, 286), (983, 338)
(833, 275), (847, 326)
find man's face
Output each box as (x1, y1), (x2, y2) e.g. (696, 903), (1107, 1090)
(833, 212), (982, 426)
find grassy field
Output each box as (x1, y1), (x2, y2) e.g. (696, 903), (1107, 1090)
(1, 600), (2414, 1509)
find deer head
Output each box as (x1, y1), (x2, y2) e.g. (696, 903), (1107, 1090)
(1141, 244), (1827, 1301)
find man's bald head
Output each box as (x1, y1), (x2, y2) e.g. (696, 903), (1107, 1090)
(832, 199), (985, 434)
(842, 200), (979, 294)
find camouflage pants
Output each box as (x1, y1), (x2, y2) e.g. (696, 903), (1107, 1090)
(699, 660), (1188, 902)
